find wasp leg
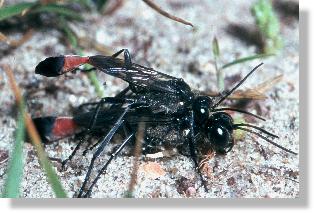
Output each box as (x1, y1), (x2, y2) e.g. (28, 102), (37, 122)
(77, 105), (131, 198)
(81, 119), (133, 156)
(61, 98), (106, 169)
(78, 97), (130, 157)
(108, 86), (131, 111)
(187, 111), (209, 192)
(115, 86), (130, 98)
(111, 49), (125, 58)
(111, 49), (132, 69)
(82, 132), (135, 198)
(61, 132), (85, 171)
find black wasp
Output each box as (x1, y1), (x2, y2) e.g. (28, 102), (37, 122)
(33, 49), (297, 198)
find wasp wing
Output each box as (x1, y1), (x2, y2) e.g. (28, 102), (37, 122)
(73, 107), (174, 130)
(88, 55), (182, 94)
(204, 75), (283, 100)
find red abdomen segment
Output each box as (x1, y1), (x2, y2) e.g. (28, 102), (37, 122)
(35, 55), (89, 77)
(63, 56), (89, 72)
(32, 116), (79, 143)
(52, 117), (78, 140)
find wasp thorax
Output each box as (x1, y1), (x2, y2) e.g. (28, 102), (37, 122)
(193, 96), (213, 124)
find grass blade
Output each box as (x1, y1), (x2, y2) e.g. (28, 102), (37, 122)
(212, 36), (220, 58)
(94, 0), (109, 11)
(212, 37), (224, 91)
(58, 17), (105, 98)
(87, 71), (105, 97)
(3, 65), (67, 198)
(32, 4), (83, 21)
(2, 111), (25, 198)
(252, 0), (283, 54)
(0, 2), (36, 21)
(143, 0), (193, 27)
(221, 53), (274, 70)
(58, 16), (78, 48)
(126, 123), (145, 198)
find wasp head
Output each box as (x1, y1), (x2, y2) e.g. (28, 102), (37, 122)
(192, 96), (234, 154)
(205, 112), (234, 154)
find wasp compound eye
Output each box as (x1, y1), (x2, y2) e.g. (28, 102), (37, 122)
(35, 56), (65, 77)
(207, 124), (234, 154)
(206, 112), (234, 153)
(209, 125), (230, 146)
(208, 112), (233, 131)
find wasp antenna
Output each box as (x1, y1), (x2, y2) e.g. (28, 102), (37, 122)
(35, 55), (89, 77)
(212, 63), (264, 109)
(233, 123), (278, 138)
(213, 107), (266, 121)
(235, 126), (297, 155)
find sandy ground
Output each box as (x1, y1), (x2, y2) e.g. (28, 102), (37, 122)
(0, 0), (299, 198)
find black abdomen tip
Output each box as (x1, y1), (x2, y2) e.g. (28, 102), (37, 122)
(32, 116), (56, 143)
(35, 56), (65, 77)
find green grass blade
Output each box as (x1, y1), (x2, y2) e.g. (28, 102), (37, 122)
(94, 0), (109, 11)
(32, 4), (83, 21)
(221, 53), (274, 70)
(0, 2), (36, 21)
(233, 116), (246, 141)
(212, 36), (220, 58)
(251, 0), (283, 53)
(87, 71), (105, 97)
(212, 37), (224, 90)
(59, 16), (78, 48)
(58, 19), (105, 98)
(36, 150), (67, 198)
(3, 66), (67, 198)
(73, 0), (94, 10)
(2, 111), (25, 198)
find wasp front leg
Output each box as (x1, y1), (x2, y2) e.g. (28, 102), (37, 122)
(187, 111), (209, 192)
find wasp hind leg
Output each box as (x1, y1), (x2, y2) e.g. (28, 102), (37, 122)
(111, 49), (132, 69)
(61, 98), (106, 170)
(82, 132), (135, 198)
(77, 106), (131, 198)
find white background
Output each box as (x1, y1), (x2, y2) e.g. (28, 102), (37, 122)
(0, 0), (312, 212)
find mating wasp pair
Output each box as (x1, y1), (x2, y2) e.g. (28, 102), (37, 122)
(33, 49), (296, 197)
